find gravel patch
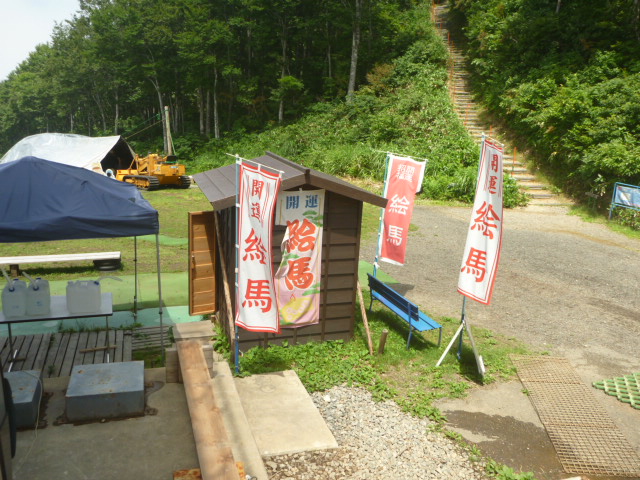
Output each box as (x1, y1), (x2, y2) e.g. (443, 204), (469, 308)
(264, 385), (486, 480)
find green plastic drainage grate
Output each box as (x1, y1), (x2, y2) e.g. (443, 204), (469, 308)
(593, 373), (640, 410)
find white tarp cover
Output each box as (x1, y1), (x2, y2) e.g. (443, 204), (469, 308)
(0, 133), (130, 174)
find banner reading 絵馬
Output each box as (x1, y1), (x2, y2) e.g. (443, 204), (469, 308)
(275, 190), (324, 327)
(457, 138), (504, 305)
(379, 155), (426, 266)
(236, 162), (282, 332)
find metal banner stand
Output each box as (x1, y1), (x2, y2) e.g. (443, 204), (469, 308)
(436, 296), (485, 377)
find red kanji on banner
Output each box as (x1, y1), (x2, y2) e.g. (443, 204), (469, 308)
(286, 218), (317, 252)
(285, 257), (314, 289)
(251, 180), (264, 197)
(243, 229), (268, 263)
(461, 247), (487, 282)
(243, 279), (273, 312)
(250, 202), (261, 219)
(471, 201), (501, 240)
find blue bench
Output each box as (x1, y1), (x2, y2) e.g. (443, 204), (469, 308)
(367, 273), (442, 349)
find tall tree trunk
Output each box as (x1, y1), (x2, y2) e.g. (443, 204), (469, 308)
(634, 0), (640, 40)
(555, 0), (561, 14)
(150, 76), (167, 153)
(114, 89), (120, 135)
(326, 20), (333, 79)
(213, 66), (220, 139)
(198, 87), (205, 136)
(205, 89), (211, 137)
(347, 0), (362, 101)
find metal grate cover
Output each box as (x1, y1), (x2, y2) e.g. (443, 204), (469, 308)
(511, 355), (583, 384)
(593, 372), (640, 410)
(511, 355), (640, 477)
(546, 425), (640, 477)
(524, 383), (617, 428)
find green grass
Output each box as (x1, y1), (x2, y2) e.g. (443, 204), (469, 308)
(569, 205), (640, 239)
(238, 287), (532, 421)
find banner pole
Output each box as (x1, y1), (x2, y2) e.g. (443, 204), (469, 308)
(234, 155), (241, 374)
(457, 296), (466, 359)
(373, 154), (391, 278)
(436, 320), (464, 367)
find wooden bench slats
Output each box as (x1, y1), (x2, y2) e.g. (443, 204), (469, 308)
(370, 291), (441, 331)
(367, 273), (442, 348)
(0, 252), (121, 264)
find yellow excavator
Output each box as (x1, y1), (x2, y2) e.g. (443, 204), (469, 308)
(106, 107), (191, 191)
(106, 153), (191, 191)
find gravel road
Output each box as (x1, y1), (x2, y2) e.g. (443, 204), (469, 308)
(360, 204), (640, 378)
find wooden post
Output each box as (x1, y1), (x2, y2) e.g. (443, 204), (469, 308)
(213, 212), (236, 363)
(177, 341), (238, 480)
(378, 329), (389, 355)
(356, 281), (374, 355)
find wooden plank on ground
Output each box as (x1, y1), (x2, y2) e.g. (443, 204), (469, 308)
(50, 332), (71, 377)
(105, 330), (116, 363)
(72, 332), (90, 368)
(22, 334), (43, 370)
(60, 333), (80, 377)
(3, 335), (25, 371)
(13, 335), (33, 371)
(93, 330), (107, 363)
(177, 340), (237, 480)
(114, 330), (124, 362)
(43, 333), (61, 377)
(123, 331), (132, 362)
(81, 332), (99, 365)
(32, 333), (52, 373)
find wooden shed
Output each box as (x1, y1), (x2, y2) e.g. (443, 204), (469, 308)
(191, 152), (387, 350)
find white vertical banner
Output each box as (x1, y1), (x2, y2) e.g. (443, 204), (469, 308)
(236, 162), (282, 332)
(457, 138), (504, 305)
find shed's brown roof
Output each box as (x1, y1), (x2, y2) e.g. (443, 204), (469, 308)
(193, 151), (387, 210)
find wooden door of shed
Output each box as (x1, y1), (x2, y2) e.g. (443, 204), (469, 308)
(188, 211), (217, 315)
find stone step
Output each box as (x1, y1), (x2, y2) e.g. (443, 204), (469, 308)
(528, 192), (556, 199)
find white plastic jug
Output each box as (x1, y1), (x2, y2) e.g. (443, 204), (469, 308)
(2, 278), (27, 318)
(26, 277), (51, 316)
(66, 276), (121, 314)
(67, 280), (100, 314)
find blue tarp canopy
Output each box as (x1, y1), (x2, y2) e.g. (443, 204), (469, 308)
(0, 156), (159, 243)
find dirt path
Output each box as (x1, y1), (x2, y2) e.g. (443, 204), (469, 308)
(360, 204), (640, 479)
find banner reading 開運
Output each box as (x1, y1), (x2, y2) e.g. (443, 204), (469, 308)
(275, 190), (325, 327)
(379, 155), (426, 266)
(457, 138), (504, 304)
(236, 162), (282, 332)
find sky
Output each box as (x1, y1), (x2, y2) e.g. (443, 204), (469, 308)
(0, 0), (80, 81)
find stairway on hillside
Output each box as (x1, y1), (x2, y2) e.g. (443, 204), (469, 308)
(433, 3), (570, 207)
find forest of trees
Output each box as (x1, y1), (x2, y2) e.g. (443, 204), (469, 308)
(450, 0), (640, 200)
(0, 0), (418, 153)
(3, 0), (640, 212)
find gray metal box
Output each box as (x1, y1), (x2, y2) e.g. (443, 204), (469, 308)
(65, 361), (145, 422)
(5, 370), (42, 428)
